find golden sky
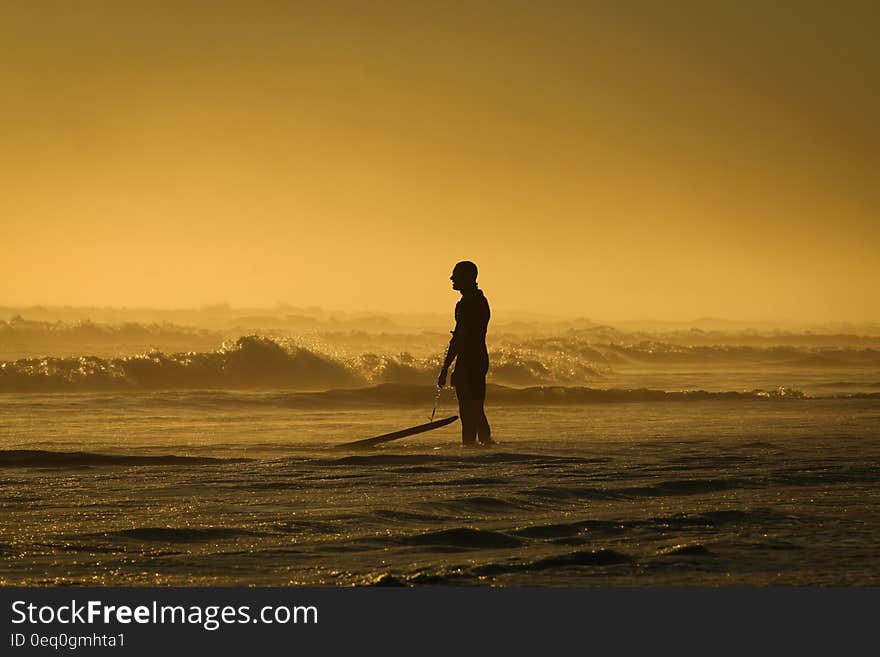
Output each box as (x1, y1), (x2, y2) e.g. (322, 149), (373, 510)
(2, 2), (878, 321)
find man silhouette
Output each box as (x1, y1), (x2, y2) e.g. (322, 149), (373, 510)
(438, 261), (492, 446)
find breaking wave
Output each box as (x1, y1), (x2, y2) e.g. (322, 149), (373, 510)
(0, 333), (602, 392)
(0, 336), (360, 393)
(0, 334), (849, 396)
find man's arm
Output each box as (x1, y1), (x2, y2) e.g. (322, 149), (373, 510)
(439, 299), (471, 387)
(438, 298), (481, 386)
(438, 330), (459, 387)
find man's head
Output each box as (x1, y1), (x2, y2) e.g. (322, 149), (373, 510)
(450, 261), (478, 291)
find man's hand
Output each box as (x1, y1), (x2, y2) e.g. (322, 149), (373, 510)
(437, 368), (448, 388)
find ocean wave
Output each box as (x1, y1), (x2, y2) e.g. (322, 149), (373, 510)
(99, 527), (268, 542)
(427, 496), (533, 514)
(511, 519), (622, 539)
(770, 464), (880, 486)
(105, 383), (824, 408)
(621, 477), (747, 497)
(657, 543), (715, 557)
(4, 328), (876, 409)
(829, 392), (880, 399)
(0, 450), (249, 468)
(509, 510), (773, 541)
(471, 549), (632, 576)
(399, 528), (524, 549)
(0, 334), (600, 392)
(372, 509), (444, 523)
(516, 485), (625, 502)
(0, 336), (359, 393)
(5, 331), (879, 394)
(316, 451), (618, 469)
(309, 384), (810, 410)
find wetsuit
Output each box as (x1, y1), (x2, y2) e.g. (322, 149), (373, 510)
(443, 287), (491, 444)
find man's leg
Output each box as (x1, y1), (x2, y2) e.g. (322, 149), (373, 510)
(475, 399), (491, 445)
(456, 386), (477, 445)
(472, 372), (491, 445)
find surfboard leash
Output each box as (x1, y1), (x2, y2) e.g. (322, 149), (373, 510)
(431, 341), (451, 421)
(430, 385), (442, 422)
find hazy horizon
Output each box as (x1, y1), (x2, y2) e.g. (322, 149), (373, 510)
(3, 302), (880, 333)
(3, 2), (878, 321)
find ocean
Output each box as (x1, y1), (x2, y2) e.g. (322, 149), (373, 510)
(2, 386), (879, 586)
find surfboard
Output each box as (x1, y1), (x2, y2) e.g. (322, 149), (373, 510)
(333, 415), (459, 449)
